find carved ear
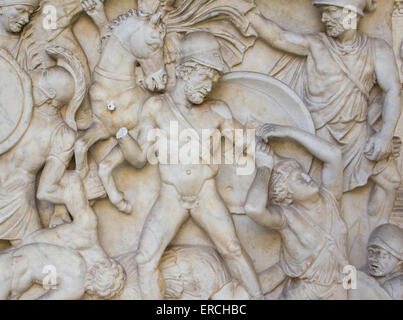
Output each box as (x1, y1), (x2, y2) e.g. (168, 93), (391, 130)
(150, 11), (162, 25)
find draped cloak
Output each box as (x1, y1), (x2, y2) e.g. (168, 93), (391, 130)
(272, 32), (383, 192)
(276, 187), (349, 300)
(163, 0), (257, 67)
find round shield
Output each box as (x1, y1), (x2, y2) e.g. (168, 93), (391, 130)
(210, 71), (315, 214)
(0, 48), (33, 155)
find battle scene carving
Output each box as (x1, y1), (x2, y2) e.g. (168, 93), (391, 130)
(0, 0), (401, 300)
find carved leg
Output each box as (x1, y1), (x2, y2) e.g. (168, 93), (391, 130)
(98, 146), (131, 214)
(36, 280), (85, 300)
(136, 183), (189, 300)
(191, 180), (263, 300)
(368, 160), (401, 231)
(61, 171), (98, 230)
(75, 118), (109, 179)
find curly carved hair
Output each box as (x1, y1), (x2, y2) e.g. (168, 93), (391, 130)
(85, 258), (126, 300)
(269, 158), (302, 205)
(176, 61), (220, 81)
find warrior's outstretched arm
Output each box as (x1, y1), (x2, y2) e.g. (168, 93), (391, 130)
(246, 7), (311, 56)
(81, 0), (108, 31)
(116, 128), (149, 169)
(117, 97), (161, 168)
(259, 124), (343, 200)
(365, 39), (402, 162)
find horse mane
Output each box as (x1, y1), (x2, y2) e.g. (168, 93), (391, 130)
(101, 8), (146, 43)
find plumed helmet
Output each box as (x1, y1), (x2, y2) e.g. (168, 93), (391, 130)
(313, 0), (376, 16)
(45, 46), (87, 132)
(368, 224), (403, 261)
(179, 31), (228, 73)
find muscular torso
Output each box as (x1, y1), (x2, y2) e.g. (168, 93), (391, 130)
(151, 96), (227, 196)
(278, 188), (348, 281)
(280, 200), (329, 259)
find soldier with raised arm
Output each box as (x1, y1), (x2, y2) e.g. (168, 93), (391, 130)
(16, 0), (108, 73)
(245, 124), (349, 300)
(247, 0), (402, 265)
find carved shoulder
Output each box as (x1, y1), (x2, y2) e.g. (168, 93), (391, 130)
(373, 37), (397, 65)
(372, 37), (401, 91)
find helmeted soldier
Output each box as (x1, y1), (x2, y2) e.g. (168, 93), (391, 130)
(247, 0), (402, 267)
(0, 0), (38, 55)
(115, 31), (263, 300)
(0, 46), (86, 243)
(367, 224), (403, 300)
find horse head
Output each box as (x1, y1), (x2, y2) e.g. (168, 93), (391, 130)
(127, 10), (168, 92)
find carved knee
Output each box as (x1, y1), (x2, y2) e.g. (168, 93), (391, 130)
(61, 171), (82, 189)
(220, 239), (243, 259)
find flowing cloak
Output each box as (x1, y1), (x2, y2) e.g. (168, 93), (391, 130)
(0, 110), (75, 241)
(275, 187), (349, 300)
(163, 0), (257, 67)
(274, 32), (384, 192)
(14, 0), (90, 83)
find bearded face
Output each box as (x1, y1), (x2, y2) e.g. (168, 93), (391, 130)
(0, 5), (34, 34)
(319, 5), (354, 38)
(181, 63), (220, 105)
